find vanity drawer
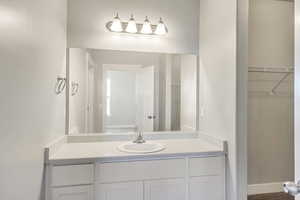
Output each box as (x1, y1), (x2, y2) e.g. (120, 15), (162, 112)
(96, 159), (185, 183)
(189, 157), (224, 177)
(51, 164), (94, 187)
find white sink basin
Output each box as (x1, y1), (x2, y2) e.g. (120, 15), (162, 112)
(117, 141), (165, 154)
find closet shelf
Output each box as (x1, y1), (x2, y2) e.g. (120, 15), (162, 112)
(248, 66), (294, 73)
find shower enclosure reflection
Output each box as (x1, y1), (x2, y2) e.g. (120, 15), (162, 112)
(67, 48), (197, 134)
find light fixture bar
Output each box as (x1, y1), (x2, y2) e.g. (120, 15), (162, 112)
(106, 16), (168, 35)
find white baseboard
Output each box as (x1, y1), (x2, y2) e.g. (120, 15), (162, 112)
(248, 182), (284, 195)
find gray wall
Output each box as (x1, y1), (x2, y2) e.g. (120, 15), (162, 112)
(0, 0), (67, 199)
(295, 0), (300, 190)
(249, 0), (294, 67)
(248, 0), (294, 185)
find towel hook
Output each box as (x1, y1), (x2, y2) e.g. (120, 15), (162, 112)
(71, 81), (79, 96)
(55, 76), (66, 95)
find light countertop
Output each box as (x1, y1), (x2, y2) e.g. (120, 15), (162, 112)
(46, 134), (226, 164)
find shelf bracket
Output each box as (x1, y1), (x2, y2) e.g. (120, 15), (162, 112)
(270, 72), (291, 95)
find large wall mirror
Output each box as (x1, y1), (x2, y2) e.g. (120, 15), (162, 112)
(67, 48), (198, 134)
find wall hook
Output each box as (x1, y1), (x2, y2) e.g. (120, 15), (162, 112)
(71, 81), (79, 96)
(55, 76), (66, 95)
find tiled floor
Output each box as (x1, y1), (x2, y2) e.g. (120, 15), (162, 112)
(248, 193), (294, 200)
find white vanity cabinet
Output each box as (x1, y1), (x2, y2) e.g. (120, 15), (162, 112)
(97, 182), (143, 200)
(48, 164), (94, 200)
(189, 157), (225, 200)
(144, 179), (186, 200)
(97, 179), (186, 200)
(95, 159), (186, 200)
(190, 176), (224, 200)
(51, 186), (93, 200)
(47, 156), (225, 200)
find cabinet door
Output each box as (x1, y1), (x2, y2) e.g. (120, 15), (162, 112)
(51, 185), (93, 200)
(96, 182), (143, 200)
(190, 176), (225, 200)
(144, 179), (186, 200)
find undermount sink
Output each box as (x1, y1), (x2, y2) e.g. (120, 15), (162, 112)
(117, 141), (165, 154)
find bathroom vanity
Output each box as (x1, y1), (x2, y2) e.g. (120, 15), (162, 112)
(45, 133), (226, 200)
(45, 48), (227, 200)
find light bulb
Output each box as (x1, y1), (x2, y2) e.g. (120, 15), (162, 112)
(126, 14), (137, 33)
(155, 17), (167, 35)
(141, 16), (153, 34)
(110, 13), (123, 32)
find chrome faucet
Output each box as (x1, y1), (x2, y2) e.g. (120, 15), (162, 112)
(133, 129), (145, 144)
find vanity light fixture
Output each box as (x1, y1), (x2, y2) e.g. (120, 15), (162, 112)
(110, 13), (123, 32)
(141, 16), (153, 34)
(106, 14), (168, 35)
(125, 14), (138, 33)
(155, 17), (168, 35)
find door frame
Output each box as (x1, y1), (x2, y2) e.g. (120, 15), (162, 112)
(102, 64), (159, 133)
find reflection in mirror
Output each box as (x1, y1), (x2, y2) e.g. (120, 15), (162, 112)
(68, 48), (197, 134)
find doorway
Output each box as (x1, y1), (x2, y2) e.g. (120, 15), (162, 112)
(102, 64), (156, 133)
(247, 0), (294, 199)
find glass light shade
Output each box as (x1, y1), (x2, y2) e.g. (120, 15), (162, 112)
(141, 17), (153, 34)
(126, 15), (137, 33)
(155, 18), (167, 35)
(110, 14), (123, 32)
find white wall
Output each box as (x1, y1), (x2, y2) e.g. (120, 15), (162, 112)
(248, 0), (294, 186)
(0, 0), (67, 199)
(90, 50), (162, 68)
(198, 0), (247, 199)
(67, 0), (199, 54)
(69, 48), (88, 134)
(170, 56), (181, 130)
(181, 55), (197, 131)
(165, 55), (181, 131)
(164, 55), (173, 130)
